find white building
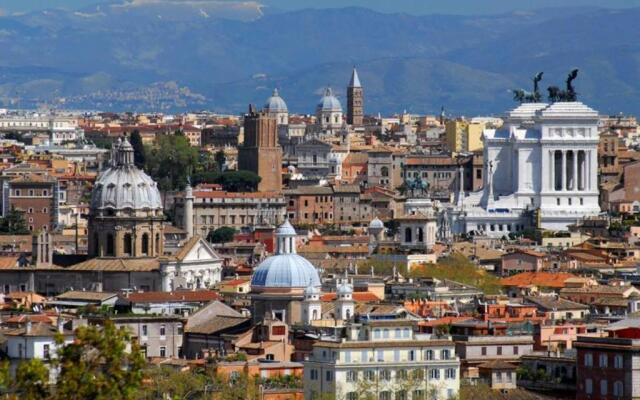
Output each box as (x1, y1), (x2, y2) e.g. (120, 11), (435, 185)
(457, 101), (601, 236)
(0, 114), (84, 145)
(316, 87), (343, 133)
(304, 320), (460, 400)
(3, 320), (74, 360)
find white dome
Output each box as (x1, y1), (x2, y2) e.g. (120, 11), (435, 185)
(337, 281), (353, 295)
(317, 87), (342, 112)
(90, 138), (162, 212)
(369, 217), (384, 229)
(304, 283), (321, 296)
(275, 219), (297, 236)
(264, 88), (288, 113)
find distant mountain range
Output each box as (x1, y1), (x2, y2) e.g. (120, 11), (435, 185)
(0, 3), (638, 116)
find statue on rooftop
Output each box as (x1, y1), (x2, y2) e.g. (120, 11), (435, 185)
(513, 72), (544, 103)
(547, 69), (579, 102)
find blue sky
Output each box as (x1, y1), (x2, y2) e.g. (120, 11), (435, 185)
(1, 0), (639, 15)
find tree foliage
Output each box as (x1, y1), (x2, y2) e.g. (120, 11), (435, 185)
(54, 320), (145, 400)
(214, 150), (226, 172)
(193, 170), (261, 192)
(0, 207), (30, 234)
(409, 252), (503, 295)
(145, 134), (199, 191)
(207, 226), (236, 243)
(129, 130), (146, 168)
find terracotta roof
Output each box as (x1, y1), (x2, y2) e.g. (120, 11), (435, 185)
(193, 191), (283, 199)
(499, 272), (577, 289)
(67, 257), (160, 272)
(523, 296), (589, 311)
(343, 152), (368, 165)
(2, 322), (73, 337)
(3, 314), (53, 324)
(320, 292), (381, 302)
(125, 290), (220, 303)
(185, 315), (249, 335)
(507, 249), (546, 258)
(55, 291), (118, 302)
(0, 257), (19, 269)
(221, 278), (250, 286)
(478, 360), (517, 370)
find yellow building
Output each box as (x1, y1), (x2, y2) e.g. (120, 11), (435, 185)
(445, 119), (485, 153)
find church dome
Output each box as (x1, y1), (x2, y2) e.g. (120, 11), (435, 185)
(90, 138), (163, 212)
(264, 88), (288, 113)
(317, 87), (342, 112)
(251, 221), (321, 289)
(369, 217), (384, 230)
(337, 281), (353, 296)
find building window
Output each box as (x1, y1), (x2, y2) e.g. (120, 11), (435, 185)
(428, 369), (440, 380)
(413, 369), (424, 380)
(413, 390), (424, 400)
(613, 381), (624, 397)
(424, 350), (433, 360)
(123, 233), (133, 256)
(513, 346), (519, 355)
(585, 378), (593, 394)
(497, 346), (502, 356)
(380, 369), (391, 381)
(379, 392), (391, 400)
(580, 198), (584, 205)
(346, 371), (357, 382)
(445, 368), (456, 380)
(142, 325), (148, 337)
(395, 390), (406, 400)
(599, 354), (608, 368)
(600, 379), (608, 396)
(614, 355), (623, 369)
(396, 369), (407, 381)
(43, 344), (50, 359)
(141, 233), (149, 256)
(106, 234), (115, 256)
(441, 349), (450, 360)
(325, 371), (332, 382)
(160, 325), (166, 337)
(584, 353), (593, 367)
(310, 369), (318, 380)
(364, 369), (375, 381)
(481, 347), (487, 356)
(160, 346), (166, 358)
(556, 198), (560, 206)
(346, 393), (358, 400)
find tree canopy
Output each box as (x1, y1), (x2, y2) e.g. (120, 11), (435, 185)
(0, 208), (30, 234)
(129, 130), (145, 168)
(145, 134), (199, 191)
(193, 170), (261, 192)
(207, 226), (236, 243)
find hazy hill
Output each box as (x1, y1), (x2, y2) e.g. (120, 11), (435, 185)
(0, 4), (637, 115)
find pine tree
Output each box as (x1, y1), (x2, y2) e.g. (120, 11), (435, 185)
(129, 130), (145, 168)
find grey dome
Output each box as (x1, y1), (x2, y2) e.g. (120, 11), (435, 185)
(337, 281), (353, 295)
(251, 220), (320, 289)
(90, 138), (163, 211)
(317, 87), (342, 112)
(251, 254), (321, 288)
(264, 89), (288, 113)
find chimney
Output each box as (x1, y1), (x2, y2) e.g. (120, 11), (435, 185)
(26, 320), (32, 334)
(57, 318), (64, 334)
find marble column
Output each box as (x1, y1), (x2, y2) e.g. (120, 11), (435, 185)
(571, 150), (578, 192)
(549, 150), (555, 191)
(561, 150), (567, 191)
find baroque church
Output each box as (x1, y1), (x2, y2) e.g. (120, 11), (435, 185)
(0, 138), (223, 294)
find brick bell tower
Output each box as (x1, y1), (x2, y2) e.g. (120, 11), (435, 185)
(347, 67), (364, 127)
(238, 105), (283, 192)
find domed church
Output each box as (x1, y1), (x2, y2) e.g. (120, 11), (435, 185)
(251, 220), (321, 324)
(88, 138), (164, 257)
(59, 138), (223, 293)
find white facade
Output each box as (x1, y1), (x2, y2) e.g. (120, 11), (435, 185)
(160, 238), (223, 291)
(304, 322), (460, 400)
(459, 101), (601, 235)
(0, 114), (84, 144)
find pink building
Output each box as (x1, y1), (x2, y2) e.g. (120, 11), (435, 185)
(500, 249), (545, 276)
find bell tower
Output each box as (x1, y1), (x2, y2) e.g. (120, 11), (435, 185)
(347, 67), (363, 127)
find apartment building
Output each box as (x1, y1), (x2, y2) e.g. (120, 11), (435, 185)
(304, 320), (460, 400)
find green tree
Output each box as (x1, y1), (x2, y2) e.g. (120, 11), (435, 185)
(129, 130), (145, 168)
(214, 150), (226, 172)
(54, 320), (145, 400)
(207, 227), (236, 244)
(134, 366), (209, 400)
(217, 170), (261, 192)
(15, 359), (50, 400)
(145, 134), (199, 191)
(0, 207), (30, 234)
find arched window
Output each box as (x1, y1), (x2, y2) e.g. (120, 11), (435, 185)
(123, 233), (132, 256)
(404, 227), (412, 243)
(346, 309), (351, 319)
(312, 309), (318, 320)
(381, 166), (389, 177)
(417, 227), (424, 242)
(155, 233), (161, 255)
(106, 234), (114, 256)
(141, 233), (149, 256)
